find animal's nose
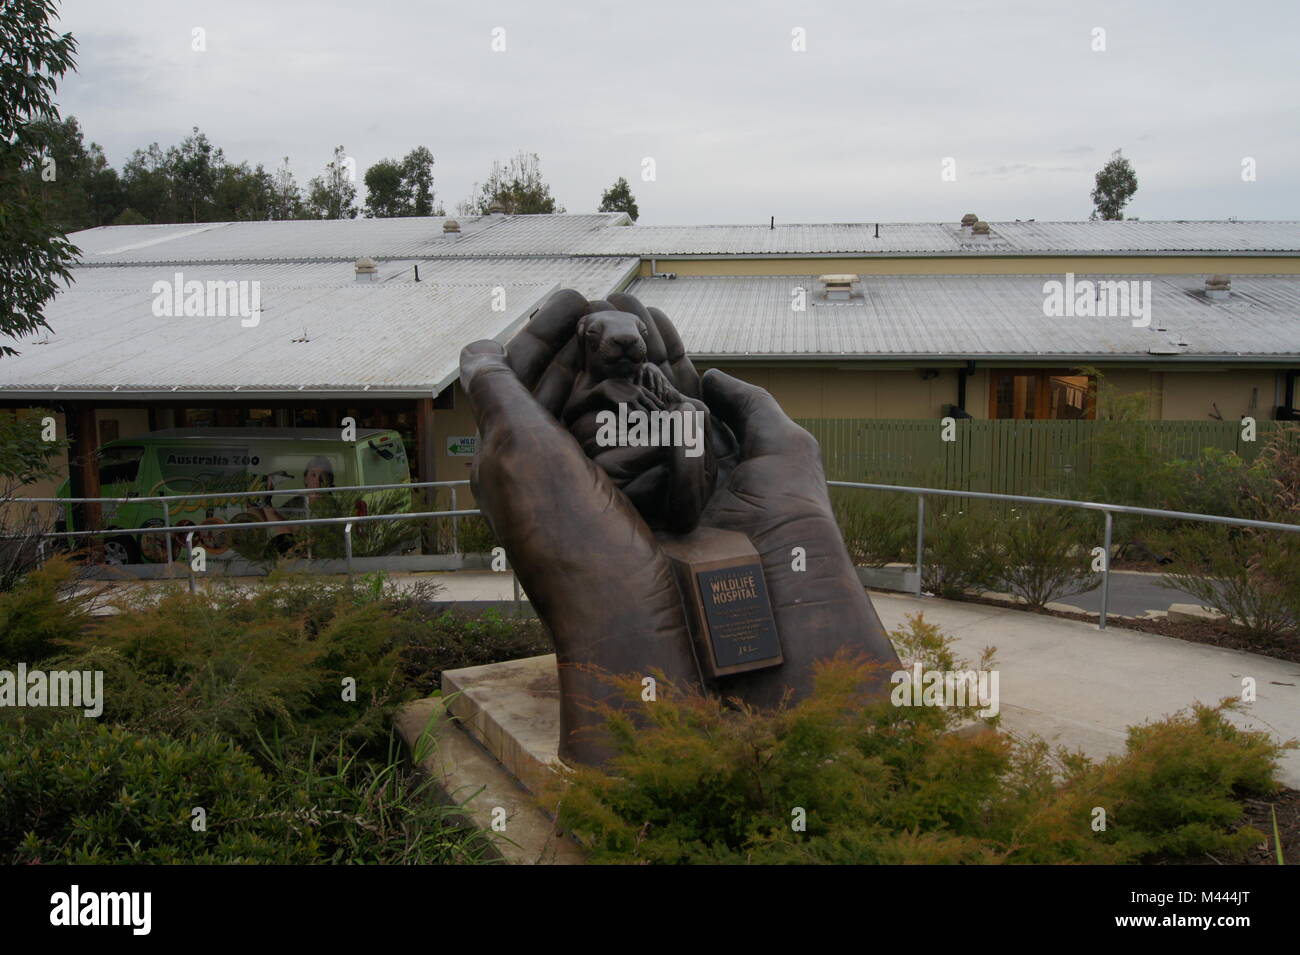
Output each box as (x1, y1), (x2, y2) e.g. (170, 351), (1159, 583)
(610, 334), (644, 357)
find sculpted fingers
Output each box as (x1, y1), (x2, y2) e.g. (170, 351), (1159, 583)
(504, 288), (590, 389)
(648, 305), (702, 399)
(702, 369), (821, 463)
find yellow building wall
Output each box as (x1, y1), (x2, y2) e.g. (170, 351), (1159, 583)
(696, 363), (1283, 423)
(1158, 370), (1278, 421)
(432, 383), (481, 507)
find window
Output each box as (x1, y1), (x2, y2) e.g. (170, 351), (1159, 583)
(98, 445), (144, 486)
(990, 370), (1094, 420)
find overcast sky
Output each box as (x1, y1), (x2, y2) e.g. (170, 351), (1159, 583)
(51, 0), (1300, 226)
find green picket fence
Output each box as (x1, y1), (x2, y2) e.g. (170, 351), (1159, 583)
(795, 418), (1283, 496)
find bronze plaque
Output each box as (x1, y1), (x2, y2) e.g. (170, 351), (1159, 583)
(660, 528), (783, 679)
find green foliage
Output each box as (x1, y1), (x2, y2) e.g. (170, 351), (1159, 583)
(390, 604), (550, 696)
(454, 514), (499, 554)
(999, 506), (1101, 609)
(0, 0), (80, 356)
(1082, 370), (1162, 509)
(598, 176), (639, 221)
(1160, 447), (1272, 519)
(458, 150), (565, 216)
(1090, 148), (1138, 221)
(830, 488), (912, 567)
(1272, 805), (1285, 864)
(0, 567), (542, 863)
(1161, 524), (1300, 641)
(0, 557), (89, 664)
(1158, 428), (1300, 643)
(0, 718), (493, 864)
(0, 407), (65, 483)
(922, 502), (1006, 598)
(363, 146), (444, 218)
(306, 145), (358, 220)
(55, 576), (403, 753)
(551, 621), (1288, 864)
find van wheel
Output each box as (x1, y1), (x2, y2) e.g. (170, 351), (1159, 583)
(104, 535), (142, 566)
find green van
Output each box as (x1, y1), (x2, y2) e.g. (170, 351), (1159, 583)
(56, 427), (412, 564)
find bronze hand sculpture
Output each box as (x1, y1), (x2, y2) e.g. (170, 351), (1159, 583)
(459, 289), (900, 766)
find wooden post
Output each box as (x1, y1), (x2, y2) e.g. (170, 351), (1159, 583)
(66, 404), (103, 533)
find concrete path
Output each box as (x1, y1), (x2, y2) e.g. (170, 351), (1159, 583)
(1029, 569), (1210, 618)
(868, 590), (1300, 787)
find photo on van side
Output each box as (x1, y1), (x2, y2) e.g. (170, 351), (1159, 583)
(0, 0), (1297, 930)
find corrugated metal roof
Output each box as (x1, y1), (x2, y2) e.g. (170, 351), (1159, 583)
(622, 274), (1300, 360)
(0, 257), (639, 396)
(67, 215), (1300, 265)
(586, 220), (1300, 256)
(58, 256), (638, 295)
(70, 214), (631, 265)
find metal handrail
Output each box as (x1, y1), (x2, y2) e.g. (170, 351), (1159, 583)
(828, 480), (1300, 630)
(14, 479), (471, 506)
(16, 478), (1298, 630)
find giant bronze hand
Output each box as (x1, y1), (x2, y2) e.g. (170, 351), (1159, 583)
(459, 290), (899, 765)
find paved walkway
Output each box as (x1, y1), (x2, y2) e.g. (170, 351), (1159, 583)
(868, 590), (1300, 788)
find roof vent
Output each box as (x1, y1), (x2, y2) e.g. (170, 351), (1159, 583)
(970, 220), (991, 239)
(960, 213), (978, 234)
(442, 219), (461, 234)
(817, 274), (862, 302)
(1205, 274), (1231, 300)
(354, 257), (379, 283)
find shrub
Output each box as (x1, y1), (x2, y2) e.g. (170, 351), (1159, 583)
(0, 718), (492, 864)
(1157, 428), (1300, 643)
(1160, 524), (1300, 642)
(997, 506), (1101, 610)
(922, 502), (1006, 598)
(391, 605), (551, 696)
(1160, 447), (1272, 520)
(548, 631), (1289, 865)
(0, 556), (94, 665)
(454, 515), (499, 554)
(830, 488), (912, 567)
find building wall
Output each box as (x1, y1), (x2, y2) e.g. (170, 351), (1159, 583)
(695, 363), (1285, 423)
(431, 383), (480, 507)
(1158, 369), (1279, 420)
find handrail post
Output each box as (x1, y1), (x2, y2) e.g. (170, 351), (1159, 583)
(344, 521), (353, 585)
(185, 531), (195, 594)
(915, 494), (926, 597)
(163, 502), (174, 579)
(1100, 510), (1113, 631)
(451, 486), (460, 557)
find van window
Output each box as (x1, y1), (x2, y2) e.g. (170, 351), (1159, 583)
(98, 445), (144, 486)
(359, 434), (410, 485)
